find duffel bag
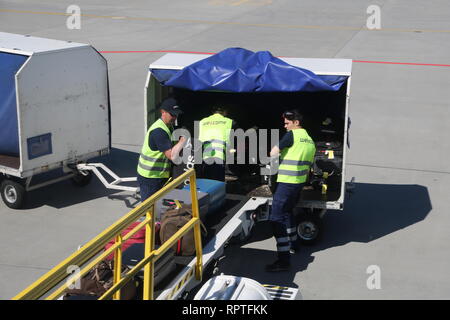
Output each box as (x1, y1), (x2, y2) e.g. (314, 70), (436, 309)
(159, 204), (206, 256)
(63, 260), (138, 300)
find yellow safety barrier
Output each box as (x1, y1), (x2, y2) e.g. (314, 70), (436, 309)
(13, 169), (202, 300)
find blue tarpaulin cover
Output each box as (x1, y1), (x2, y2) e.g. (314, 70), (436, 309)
(0, 52), (28, 156)
(151, 48), (347, 92)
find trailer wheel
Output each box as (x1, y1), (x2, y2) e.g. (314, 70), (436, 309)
(71, 171), (92, 187)
(296, 211), (323, 246)
(1, 180), (26, 209)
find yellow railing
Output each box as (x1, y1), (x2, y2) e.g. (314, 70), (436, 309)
(13, 169), (203, 300)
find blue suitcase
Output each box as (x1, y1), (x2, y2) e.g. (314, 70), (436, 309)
(183, 179), (226, 215)
(155, 189), (209, 221)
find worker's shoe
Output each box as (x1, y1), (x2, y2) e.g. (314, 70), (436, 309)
(265, 260), (290, 272)
(290, 242), (300, 254)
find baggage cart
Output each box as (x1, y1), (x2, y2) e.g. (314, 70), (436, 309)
(0, 32), (138, 208)
(145, 49), (353, 245)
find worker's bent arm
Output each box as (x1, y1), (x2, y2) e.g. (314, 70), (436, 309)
(270, 145), (280, 158)
(164, 137), (187, 162)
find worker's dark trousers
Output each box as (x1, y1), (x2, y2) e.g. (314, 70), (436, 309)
(202, 158), (225, 182)
(269, 182), (304, 263)
(137, 175), (168, 202)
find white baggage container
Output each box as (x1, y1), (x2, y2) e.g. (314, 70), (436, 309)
(145, 51), (353, 245)
(0, 32), (111, 208)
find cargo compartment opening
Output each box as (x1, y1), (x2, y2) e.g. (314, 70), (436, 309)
(158, 80), (348, 202)
(0, 52), (28, 170)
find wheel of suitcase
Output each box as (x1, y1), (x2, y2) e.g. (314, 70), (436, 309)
(1, 179), (26, 209)
(295, 211), (323, 246)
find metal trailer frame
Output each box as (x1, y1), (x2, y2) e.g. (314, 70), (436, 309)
(1, 160), (140, 209)
(75, 163), (138, 194)
(145, 53), (353, 245)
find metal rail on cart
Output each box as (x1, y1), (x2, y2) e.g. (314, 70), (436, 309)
(13, 169), (202, 300)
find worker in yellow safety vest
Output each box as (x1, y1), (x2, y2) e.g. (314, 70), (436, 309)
(266, 109), (316, 272)
(198, 106), (235, 181)
(137, 97), (186, 201)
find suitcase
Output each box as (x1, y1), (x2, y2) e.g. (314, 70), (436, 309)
(104, 222), (147, 260)
(155, 188), (209, 221)
(314, 152), (343, 175)
(122, 243), (176, 287)
(311, 141), (343, 195)
(182, 179), (226, 215)
(315, 141), (343, 155)
(313, 141), (343, 175)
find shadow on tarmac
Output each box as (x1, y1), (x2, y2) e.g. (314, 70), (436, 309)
(218, 182), (432, 289)
(20, 159), (433, 292)
(24, 148), (140, 209)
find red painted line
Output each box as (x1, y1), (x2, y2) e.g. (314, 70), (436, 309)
(353, 60), (450, 67)
(99, 50), (450, 67)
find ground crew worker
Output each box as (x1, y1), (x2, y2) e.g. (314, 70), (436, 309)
(137, 97), (186, 201)
(266, 109), (316, 272)
(198, 106), (235, 181)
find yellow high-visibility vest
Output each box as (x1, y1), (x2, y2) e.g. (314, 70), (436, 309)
(198, 113), (233, 162)
(137, 119), (172, 178)
(277, 128), (316, 184)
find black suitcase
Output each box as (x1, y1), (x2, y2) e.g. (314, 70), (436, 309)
(315, 141), (343, 156)
(313, 141), (343, 176)
(309, 140), (344, 196)
(314, 152), (343, 175)
(122, 243), (176, 287)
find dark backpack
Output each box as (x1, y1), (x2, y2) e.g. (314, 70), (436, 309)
(63, 260), (137, 300)
(159, 204), (206, 256)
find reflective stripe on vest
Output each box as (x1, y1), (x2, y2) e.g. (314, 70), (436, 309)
(198, 114), (233, 161)
(137, 118), (171, 179)
(277, 129), (316, 184)
(203, 146), (225, 157)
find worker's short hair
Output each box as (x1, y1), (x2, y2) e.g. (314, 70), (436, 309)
(283, 109), (303, 122)
(212, 105), (227, 115)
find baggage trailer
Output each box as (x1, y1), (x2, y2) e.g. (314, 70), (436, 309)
(135, 49), (354, 299)
(145, 48), (353, 245)
(0, 33), (139, 209)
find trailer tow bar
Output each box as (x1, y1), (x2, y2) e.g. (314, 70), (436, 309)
(76, 163), (139, 196)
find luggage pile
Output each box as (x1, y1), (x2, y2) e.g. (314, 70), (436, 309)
(309, 117), (344, 199)
(63, 179), (226, 299)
